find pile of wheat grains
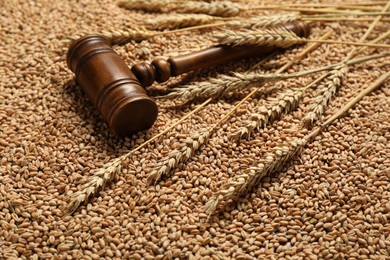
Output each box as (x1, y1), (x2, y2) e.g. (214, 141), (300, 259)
(1, 0), (389, 259)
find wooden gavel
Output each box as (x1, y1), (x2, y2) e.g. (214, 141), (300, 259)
(67, 22), (310, 137)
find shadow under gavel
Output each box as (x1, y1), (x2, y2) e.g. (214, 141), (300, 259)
(67, 22), (310, 137)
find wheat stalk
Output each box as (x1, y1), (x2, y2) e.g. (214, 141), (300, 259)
(303, 66), (349, 127)
(147, 127), (212, 185)
(232, 88), (304, 140)
(205, 135), (310, 215)
(145, 14), (220, 30)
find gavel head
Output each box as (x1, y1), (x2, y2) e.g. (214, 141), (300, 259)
(67, 35), (158, 137)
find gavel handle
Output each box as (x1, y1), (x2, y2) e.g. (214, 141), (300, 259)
(132, 45), (275, 87)
(131, 21), (310, 87)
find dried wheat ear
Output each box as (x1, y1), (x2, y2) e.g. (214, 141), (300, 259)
(119, 0), (242, 17)
(205, 135), (309, 215)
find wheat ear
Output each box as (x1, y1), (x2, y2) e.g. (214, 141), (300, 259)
(145, 14), (220, 30)
(147, 127), (212, 185)
(233, 88), (305, 140)
(303, 66), (349, 127)
(205, 135), (310, 215)
(206, 71), (390, 215)
(118, 0), (172, 12)
(160, 72), (277, 101)
(119, 0), (242, 17)
(65, 158), (122, 215)
(100, 28), (154, 45)
(178, 1), (242, 17)
(218, 27), (390, 49)
(225, 14), (300, 29)
(217, 27), (305, 48)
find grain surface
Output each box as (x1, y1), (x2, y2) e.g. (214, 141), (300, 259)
(1, 0), (389, 259)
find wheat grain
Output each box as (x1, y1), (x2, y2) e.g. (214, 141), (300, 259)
(232, 88), (304, 140)
(118, 0), (172, 12)
(179, 1), (242, 17)
(217, 27), (305, 48)
(226, 14), (300, 29)
(205, 135), (310, 215)
(147, 127), (212, 185)
(145, 14), (219, 30)
(303, 66), (349, 127)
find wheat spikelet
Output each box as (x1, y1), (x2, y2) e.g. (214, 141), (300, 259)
(217, 27), (305, 48)
(65, 158), (122, 215)
(303, 66), (349, 127)
(226, 14), (300, 29)
(118, 0), (172, 12)
(147, 127), (211, 185)
(179, 1), (242, 17)
(145, 14), (219, 30)
(205, 136), (309, 215)
(101, 28), (154, 45)
(232, 88), (304, 140)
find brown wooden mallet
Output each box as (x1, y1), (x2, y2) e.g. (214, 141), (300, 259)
(66, 22), (310, 137)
